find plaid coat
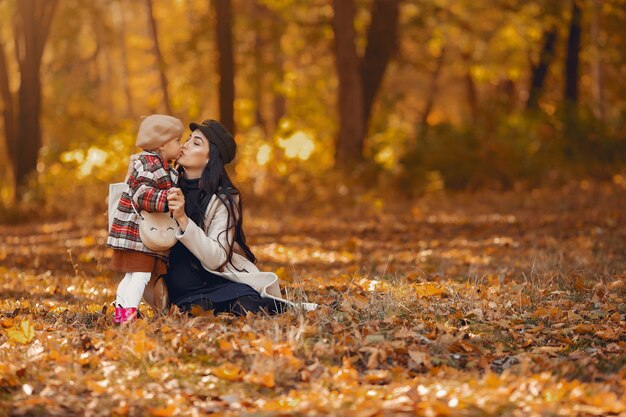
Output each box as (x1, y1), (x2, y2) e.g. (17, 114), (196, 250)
(107, 151), (178, 258)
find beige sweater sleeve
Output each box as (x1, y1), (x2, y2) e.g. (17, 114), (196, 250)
(175, 197), (235, 271)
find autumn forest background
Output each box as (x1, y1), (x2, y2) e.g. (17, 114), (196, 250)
(0, 0), (624, 215)
(0, 0), (625, 416)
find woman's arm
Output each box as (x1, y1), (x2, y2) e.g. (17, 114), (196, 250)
(168, 190), (236, 271)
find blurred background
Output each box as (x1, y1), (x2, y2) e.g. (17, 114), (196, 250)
(0, 0), (624, 221)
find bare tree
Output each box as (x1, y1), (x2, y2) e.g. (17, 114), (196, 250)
(0, 0), (58, 195)
(332, 0), (364, 168)
(417, 47), (446, 141)
(361, 0), (400, 131)
(332, 0), (400, 170)
(590, 0), (604, 120)
(215, 0), (235, 134)
(564, 0), (581, 104)
(113, 1), (135, 118)
(526, 26), (558, 110)
(146, 0), (172, 114)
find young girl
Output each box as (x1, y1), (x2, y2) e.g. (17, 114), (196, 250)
(107, 114), (183, 323)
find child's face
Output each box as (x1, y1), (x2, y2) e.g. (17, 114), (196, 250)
(159, 137), (182, 161)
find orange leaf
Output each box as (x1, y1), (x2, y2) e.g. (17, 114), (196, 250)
(0, 317), (14, 328)
(245, 371), (276, 388)
(86, 379), (108, 395)
(333, 357), (359, 384)
(414, 283), (445, 298)
(133, 330), (156, 355)
(148, 404), (176, 417)
(219, 338), (233, 351)
(212, 362), (244, 381)
(364, 369), (390, 384)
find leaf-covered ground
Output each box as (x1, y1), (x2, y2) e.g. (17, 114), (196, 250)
(1, 181), (625, 416)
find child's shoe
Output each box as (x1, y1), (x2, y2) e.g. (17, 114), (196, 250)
(114, 307), (138, 324)
(114, 306), (123, 324)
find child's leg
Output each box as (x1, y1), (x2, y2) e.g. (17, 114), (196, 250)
(117, 272), (152, 308)
(115, 272), (133, 307)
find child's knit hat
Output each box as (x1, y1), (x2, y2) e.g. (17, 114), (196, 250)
(136, 115), (184, 150)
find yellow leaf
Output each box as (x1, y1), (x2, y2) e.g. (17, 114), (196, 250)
(86, 304), (103, 314)
(275, 266), (290, 282)
(212, 362), (244, 381)
(81, 236), (96, 246)
(6, 319), (35, 344)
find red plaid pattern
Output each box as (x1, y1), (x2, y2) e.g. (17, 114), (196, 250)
(107, 151), (178, 258)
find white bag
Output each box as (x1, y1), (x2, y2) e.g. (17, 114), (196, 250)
(107, 182), (126, 233)
(134, 209), (178, 252)
(108, 181), (177, 251)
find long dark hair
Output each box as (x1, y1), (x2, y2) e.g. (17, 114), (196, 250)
(180, 141), (257, 268)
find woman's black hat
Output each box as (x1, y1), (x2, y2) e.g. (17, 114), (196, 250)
(189, 119), (236, 164)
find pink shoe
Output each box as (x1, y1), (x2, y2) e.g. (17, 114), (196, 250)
(114, 307), (138, 324)
(114, 307), (123, 324)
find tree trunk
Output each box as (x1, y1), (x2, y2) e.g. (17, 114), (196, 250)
(564, 0), (582, 104)
(590, 0), (604, 120)
(113, 2), (135, 118)
(461, 52), (478, 123)
(0, 37), (16, 170)
(146, 0), (172, 114)
(12, 0), (58, 193)
(417, 47), (446, 141)
(526, 26), (558, 110)
(332, 0), (364, 169)
(253, 1), (266, 132)
(270, 8), (285, 132)
(497, 78), (516, 114)
(254, 33), (264, 131)
(360, 0), (399, 133)
(215, 0), (235, 135)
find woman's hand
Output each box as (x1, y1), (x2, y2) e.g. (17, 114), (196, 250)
(167, 187), (189, 231)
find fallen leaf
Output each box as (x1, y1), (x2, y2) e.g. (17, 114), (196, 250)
(147, 404), (176, 417)
(245, 370), (276, 387)
(6, 319), (35, 344)
(414, 283), (445, 298)
(408, 350), (431, 368)
(212, 362), (244, 381)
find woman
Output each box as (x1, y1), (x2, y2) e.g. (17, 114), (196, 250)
(160, 119), (315, 316)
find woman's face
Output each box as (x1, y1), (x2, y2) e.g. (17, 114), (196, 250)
(177, 129), (210, 169)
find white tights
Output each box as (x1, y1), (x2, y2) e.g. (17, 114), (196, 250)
(115, 272), (151, 308)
